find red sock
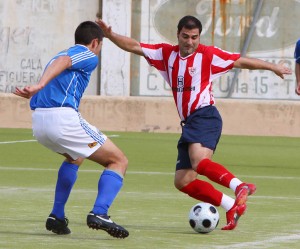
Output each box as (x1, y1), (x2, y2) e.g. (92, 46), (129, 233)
(180, 179), (222, 206)
(196, 158), (235, 188)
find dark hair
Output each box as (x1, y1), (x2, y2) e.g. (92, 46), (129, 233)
(177, 16), (202, 34)
(75, 21), (104, 45)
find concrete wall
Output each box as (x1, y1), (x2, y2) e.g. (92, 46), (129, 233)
(0, 0), (100, 95)
(101, 0), (298, 99)
(1, 93), (299, 137)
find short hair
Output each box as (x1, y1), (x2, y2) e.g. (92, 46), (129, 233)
(75, 21), (104, 45)
(177, 16), (202, 34)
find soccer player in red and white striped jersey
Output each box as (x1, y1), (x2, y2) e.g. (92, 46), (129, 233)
(97, 15), (292, 230)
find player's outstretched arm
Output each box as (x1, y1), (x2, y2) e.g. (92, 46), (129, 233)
(295, 63), (300, 95)
(96, 19), (144, 56)
(14, 56), (72, 99)
(233, 57), (292, 79)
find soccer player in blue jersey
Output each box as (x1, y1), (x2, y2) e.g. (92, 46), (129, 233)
(14, 21), (129, 238)
(295, 39), (300, 95)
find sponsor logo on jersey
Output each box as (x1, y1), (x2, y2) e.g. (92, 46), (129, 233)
(172, 76), (195, 92)
(177, 76), (184, 87)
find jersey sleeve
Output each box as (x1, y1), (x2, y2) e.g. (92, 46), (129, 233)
(294, 40), (300, 64)
(68, 46), (98, 72)
(210, 46), (240, 78)
(140, 43), (174, 83)
(140, 43), (172, 71)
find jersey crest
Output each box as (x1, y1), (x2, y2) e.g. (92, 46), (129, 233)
(188, 67), (196, 76)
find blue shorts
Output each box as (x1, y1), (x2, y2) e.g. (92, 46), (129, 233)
(176, 105), (222, 171)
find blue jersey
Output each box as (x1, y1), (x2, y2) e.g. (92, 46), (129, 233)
(30, 44), (98, 111)
(294, 39), (300, 64)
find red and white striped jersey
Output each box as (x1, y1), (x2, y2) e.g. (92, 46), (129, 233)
(140, 43), (240, 121)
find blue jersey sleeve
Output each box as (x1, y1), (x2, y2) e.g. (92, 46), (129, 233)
(68, 45), (98, 72)
(294, 40), (300, 64)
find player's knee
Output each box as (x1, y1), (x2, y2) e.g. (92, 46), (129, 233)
(64, 154), (84, 166)
(115, 154), (128, 174)
(174, 170), (197, 191)
(120, 154), (128, 170)
(174, 178), (185, 190)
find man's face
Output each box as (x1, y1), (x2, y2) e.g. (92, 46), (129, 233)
(94, 40), (103, 55)
(177, 27), (200, 57)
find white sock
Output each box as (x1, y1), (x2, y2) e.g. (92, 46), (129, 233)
(220, 193), (235, 211)
(229, 178), (243, 192)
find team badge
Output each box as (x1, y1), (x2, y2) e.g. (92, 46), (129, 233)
(88, 141), (98, 148)
(188, 67), (196, 76)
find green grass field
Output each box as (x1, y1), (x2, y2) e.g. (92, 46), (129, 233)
(0, 128), (300, 249)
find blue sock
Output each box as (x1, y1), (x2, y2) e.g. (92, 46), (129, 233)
(51, 161), (79, 219)
(92, 169), (123, 215)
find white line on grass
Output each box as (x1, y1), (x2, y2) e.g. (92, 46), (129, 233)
(0, 134), (119, 145)
(107, 134), (120, 138)
(0, 186), (299, 201)
(213, 232), (300, 249)
(0, 166), (300, 180)
(0, 140), (37, 144)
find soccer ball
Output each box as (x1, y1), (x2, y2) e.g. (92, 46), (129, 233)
(188, 202), (219, 234)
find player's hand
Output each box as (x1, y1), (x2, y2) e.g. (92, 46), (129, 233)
(95, 18), (112, 38)
(273, 61), (292, 79)
(13, 85), (42, 99)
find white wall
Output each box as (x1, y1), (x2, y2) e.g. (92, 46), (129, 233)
(1, 0), (298, 99)
(0, 0), (99, 95)
(100, 0), (298, 99)
(100, 0), (131, 96)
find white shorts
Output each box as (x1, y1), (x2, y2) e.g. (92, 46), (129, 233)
(32, 107), (107, 160)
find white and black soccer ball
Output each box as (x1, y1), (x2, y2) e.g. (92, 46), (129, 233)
(188, 202), (219, 234)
